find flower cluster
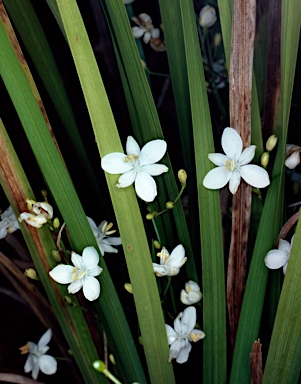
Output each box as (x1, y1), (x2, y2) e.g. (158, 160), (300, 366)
(0, 206), (20, 239)
(19, 200), (53, 228)
(132, 13), (166, 52)
(87, 217), (122, 255)
(101, 136), (168, 202)
(21, 328), (57, 380)
(49, 246), (103, 301)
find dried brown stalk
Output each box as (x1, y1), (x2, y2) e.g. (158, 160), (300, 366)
(250, 339), (263, 384)
(227, 0), (256, 351)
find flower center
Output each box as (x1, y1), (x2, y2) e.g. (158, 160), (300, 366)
(124, 154), (139, 163)
(72, 267), (86, 282)
(224, 159), (235, 172)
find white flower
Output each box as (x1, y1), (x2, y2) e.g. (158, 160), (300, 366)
(132, 13), (160, 44)
(87, 217), (122, 255)
(153, 245), (187, 277)
(101, 136), (168, 202)
(18, 212), (47, 228)
(285, 144), (301, 169)
(0, 206), (20, 239)
(264, 235), (294, 275)
(180, 280), (202, 305)
(199, 5), (217, 28)
(21, 328), (57, 380)
(203, 127), (270, 194)
(49, 246), (103, 301)
(165, 307), (205, 363)
(32, 202), (53, 220)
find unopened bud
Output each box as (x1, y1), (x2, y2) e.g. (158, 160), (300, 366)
(178, 169), (187, 184)
(52, 250), (61, 262)
(153, 240), (161, 249)
(93, 360), (106, 373)
(64, 296), (73, 305)
(214, 33), (221, 47)
(199, 5), (217, 28)
(53, 217), (60, 229)
(146, 212), (156, 220)
(266, 135), (278, 151)
(138, 336), (143, 345)
(124, 283), (133, 294)
(24, 268), (37, 280)
(26, 199), (36, 211)
(261, 152), (269, 168)
(41, 190), (48, 199)
(166, 201), (174, 209)
(109, 354), (116, 365)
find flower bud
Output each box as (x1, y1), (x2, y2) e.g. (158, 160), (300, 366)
(180, 280), (202, 305)
(199, 5), (217, 28)
(93, 360), (106, 373)
(24, 268), (37, 280)
(52, 250), (61, 263)
(64, 296), (73, 305)
(32, 202), (53, 220)
(153, 240), (161, 249)
(266, 134), (278, 151)
(261, 152), (269, 168)
(52, 217), (60, 229)
(146, 212), (156, 220)
(214, 33), (221, 47)
(25, 199), (36, 211)
(166, 201), (174, 209)
(178, 169), (187, 184)
(124, 283), (133, 294)
(285, 144), (301, 169)
(109, 354), (116, 365)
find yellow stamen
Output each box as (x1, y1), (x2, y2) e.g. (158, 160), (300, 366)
(189, 332), (203, 342)
(124, 154), (139, 163)
(77, 270), (86, 280)
(224, 159), (235, 172)
(72, 267), (78, 282)
(19, 344), (29, 355)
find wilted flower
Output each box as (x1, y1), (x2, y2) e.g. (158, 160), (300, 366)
(19, 200), (54, 229)
(49, 246), (103, 301)
(153, 245), (187, 277)
(101, 136), (168, 202)
(18, 212), (47, 228)
(180, 280), (202, 305)
(203, 127), (270, 194)
(87, 217), (121, 255)
(165, 306), (205, 363)
(199, 5), (217, 28)
(264, 235), (294, 275)
(285, 144), (301, 169)
(132, 13), (160, 44)
(32, 202), (53, 220)
(21, 328), (57, 380)
(0, 206), (20, 239)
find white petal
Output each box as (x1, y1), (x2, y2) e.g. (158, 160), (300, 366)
(139, 139), (167, 166)
(83, 276), (100, 301)
(31, 359), (40, 380)
(49, 265), (74, 284)
(135, 172), (157, 202)
(222, 127), (242, 161)
(165, 324), (178, 343)
(143, 31), (151, 43)
(180, 291), (191, 305)
(151, 28), (160, 38)
(117, 170), (136, 188)
(71, 252), (84, 269)
(169, 245), (185, 268)
(24, 355), (33, 373)
(38, 329), (52, 349)
(208, 153), (229, 166)
(99, 242), (117, 254)
(0, 226), (7, 239)
(68, 280), (83, 294)
(87, 216), (98, 233)
(104, 237), (122, 246)
(126, 136), (140, 156)
(101, 153), (133, 174)
(139, 13), (152, 23)
(229, 169), (241, 194)
(239, 145), (256, 165)
(264, 249), (289, 269)
(132, 26), (146, 38)
(39, 355), (57, 375)
(181, 307), (196, 334)
(203, 167), (232, 190)
(278, 238), (291, 255)
(141, 163), (168, 176)
(153, 263), (168, 276)
(176, 342), (192, 364)
(82, 246), (99, 269)
(285, 151), (301, 169)
(240, 165), (270, 189)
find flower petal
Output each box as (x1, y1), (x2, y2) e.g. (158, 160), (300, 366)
(132, 26), (146, 38)
(169, 245), (185, 268)
(229, 169), (241, 194)
(180, 306), (196, 334)
(141, 163), (168, 176)
(126, 136), (140, 156)
(117, 170), (136, 188)
(221, 127), (242, 161)
(82, 246), (99, 269)
(38, 329), (52, 349)
(24, 355), (34, 373)
(165, 324), (178, 344)
(39, 355), (57, 375)
(285, 151), (301, 169)
(239, 145), (256, 165)
(68, 280), (83, 294)
(135, 172), (157, 202)
(240, 165), (270, 189)
(31, 358), (40, 380)
(208, 153), (229, 166)
(152, 28), (160, 38)
(153, 263), (167, 276)
(143, 31), (151, 44)
(101, 153), (133, 174)
(264, 249), (289, 269)
(175, 342), (192, 364)
(278, 238), (291, 256)
(139, 139), (167, 166)
(83, 276), (100, 301)
(71, 252), (84, 269)
(203, 167), (232, 190)
(49, 265), (74, 284)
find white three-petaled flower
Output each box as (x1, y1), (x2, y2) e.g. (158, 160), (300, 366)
(153, 245), (187, 277)
(21, 328), (57, 380)
(165, 306), (205, 364)
(180, 280), (202, 305)
(264, 235), (294, 275)
(0, 206), (20, 239)
(203, 127), (270, 194)
(101, 136), (168, 202)
(132, 13), (160, 44)
(87, 217), (122, 255)
(49, 246), (103, 301)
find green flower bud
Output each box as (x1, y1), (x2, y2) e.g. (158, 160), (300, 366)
(261, 152), (269, 168)
(124, 283), (133, 294)
(24, 268), (37, 280)
(146, 212), (156, 220)
(64, 296), (73, 305)
(153, 240), (161, 249)
(52, 250), (61, 263)
(52, 217), (60, 229)
(25, 198), (36, 211)
(166, 201), (174, 209)
(93, 360), (106, 373)
(178, 169), (187, 184)
(266, 134), (278, 151)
